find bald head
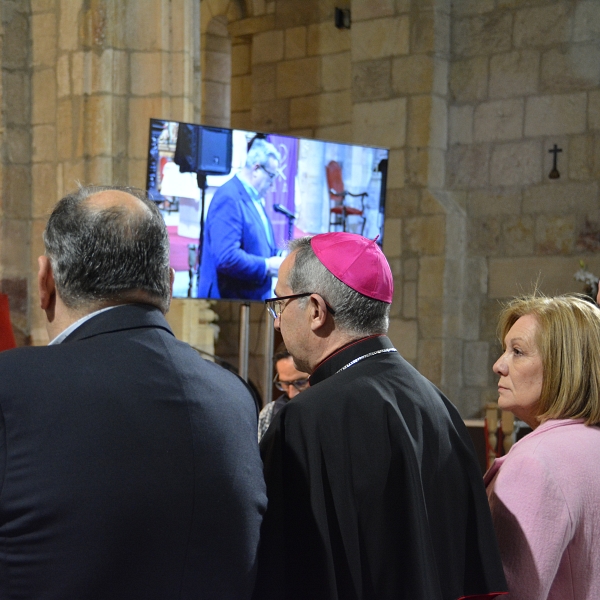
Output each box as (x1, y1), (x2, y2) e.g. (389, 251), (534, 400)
(87, 189), (153, 214)
(43, 185), (172, 313)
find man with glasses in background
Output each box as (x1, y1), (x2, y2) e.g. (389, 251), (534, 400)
(198, 137), (284, 300)
(258, 343), (310, 442)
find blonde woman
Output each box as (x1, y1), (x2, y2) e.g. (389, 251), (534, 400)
(486, 294), (600, 600)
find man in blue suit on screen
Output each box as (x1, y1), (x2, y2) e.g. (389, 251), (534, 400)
(198, 138), (284, 300)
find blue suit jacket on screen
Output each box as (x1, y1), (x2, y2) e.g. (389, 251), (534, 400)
(198, 175), (277, 300)
(0, 304), (267, 600)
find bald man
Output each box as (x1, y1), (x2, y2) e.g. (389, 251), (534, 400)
(0, 186), (266, 599)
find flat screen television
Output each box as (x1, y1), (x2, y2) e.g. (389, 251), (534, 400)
(146, 119), (389, 300)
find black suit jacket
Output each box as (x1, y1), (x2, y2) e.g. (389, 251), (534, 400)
(254, 335), (507, 600)
(0, 304), (267, 600)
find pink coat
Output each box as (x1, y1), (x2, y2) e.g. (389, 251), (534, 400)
(485, 419), (600, 600)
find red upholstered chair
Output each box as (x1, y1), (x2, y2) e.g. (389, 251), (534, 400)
(326, 160), (368, 234)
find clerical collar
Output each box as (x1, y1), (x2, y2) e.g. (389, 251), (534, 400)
(309, 335), (396, 386)
(335, 347), (397, 374)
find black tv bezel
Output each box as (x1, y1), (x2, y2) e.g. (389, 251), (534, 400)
(146, 118), (390, 302)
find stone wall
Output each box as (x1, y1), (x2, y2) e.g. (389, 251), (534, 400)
(212, 0), (459, 407)
(212, 0), (600, 415)
(1, 1), (32, 346)
(0, 0), (201, 345)
(3, 0), (600, 415)
(448, 0), (600, 412)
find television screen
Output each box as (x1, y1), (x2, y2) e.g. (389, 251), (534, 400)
(147, 119), (389, 300)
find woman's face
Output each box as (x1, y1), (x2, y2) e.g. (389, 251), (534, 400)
(493, 313), (544, 429)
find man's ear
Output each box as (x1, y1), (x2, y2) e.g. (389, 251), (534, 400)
(38, 255), (56, 320)
(169, 268), (175, 299)
(308, 294), (329, 332)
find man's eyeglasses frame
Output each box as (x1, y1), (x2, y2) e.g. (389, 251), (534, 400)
(273, 374), (310, 393)
(265, 293), (336, 320)
(259, 164), (277, 180)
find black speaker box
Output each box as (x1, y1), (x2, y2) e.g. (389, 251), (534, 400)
(174, 124), (232, 176)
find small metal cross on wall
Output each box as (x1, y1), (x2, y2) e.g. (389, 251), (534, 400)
(548, 144), (562, 179)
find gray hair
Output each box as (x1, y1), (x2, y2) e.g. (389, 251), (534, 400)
(287, 237), (390, 336)
(245, 138), (281, 168)
(43, 185), (172, 313)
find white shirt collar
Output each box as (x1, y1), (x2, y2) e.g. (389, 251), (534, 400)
(237, 173), (263, 204)
(48, 305), (118, 345)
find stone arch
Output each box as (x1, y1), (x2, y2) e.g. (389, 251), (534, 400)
(201, 0), (253, 128)
(201, 0), (246, 28)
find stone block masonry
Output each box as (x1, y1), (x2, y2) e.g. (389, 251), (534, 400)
(447, 0), (600, 415)
(1, 0), (200, 345)
(5, 0), (600, 418)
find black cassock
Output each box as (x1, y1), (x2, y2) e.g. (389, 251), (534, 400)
(254, 335), (507, 600)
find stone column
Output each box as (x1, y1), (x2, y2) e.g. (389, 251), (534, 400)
(349, 0), (454, 390)
(1, 0), (203, 346)
(0, 1), (32, 346)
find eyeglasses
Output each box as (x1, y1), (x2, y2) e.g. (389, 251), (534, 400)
(259, 164), (277, 180)
(265, 293), (311, 319)
(265, 293), (336, 319)
(274, 375), (310, 393)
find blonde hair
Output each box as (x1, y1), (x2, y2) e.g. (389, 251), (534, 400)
(497, 294), (600, 426)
